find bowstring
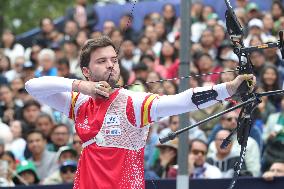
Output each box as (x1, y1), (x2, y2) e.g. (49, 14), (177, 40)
(116, 69), (239, 89)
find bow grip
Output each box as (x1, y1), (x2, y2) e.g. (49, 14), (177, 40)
(236, 74), (253, 96)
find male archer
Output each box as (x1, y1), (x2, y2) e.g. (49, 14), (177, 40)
(25, 36), (255, 189)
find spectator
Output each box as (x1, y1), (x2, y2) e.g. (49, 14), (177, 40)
(154, 21), (167, 42)
(102, 20), (116, 36)
(0, 55), (11, 76)
(0, 151), (16, 186)
(5, 56), (25, 82)
(0, 159), (10, 187)
(63, 40), (82, 79)
(72, 133), (82, 157)
(21, 100), (41, 135)
(22, 61), (36, 83)
(262, 13), (274, 36)
(162, 4), (176, 35)
(207, 129), (252, 178)
(0, 29), (25, 65)
(246, 2), (262, 20)
(75, 30), (89, 48)
(63, 20), (80, 42)
(262, 96), (284, 171)
(244, 18), (267, 46)
(119, 13), (136, 41)
(57, 146), (78, 163)
(169, 139), (222, 179)
(65, 0), (98, 31)
(59, 160), (77, 184)
(56, 58), (79, 79)
(120, 40), (139, 71)
(33, 17), (56, 48)
(13, 160), (40, 185)
(222, 50), (239, 70)
(188, 139), (222, 178)
(10, 77), (25, 105)
(35, 48), (57, 77)
(9, 120), (26, 161)
(259, 64), (282, 108)
(162, 81), (178, 95)
(48, 124), (71, 152)
(26, 130), (58, 180)
(255, 87), (276, 123)
(109, 29), (123, 49)
(208, 110), (263, 153)
(250, 51), (266, 82)
(43, 146), (77, 185)
(0, 85), (22, 124)
(151, 139), (178, 178)
(29, 44), (42, 68)
(263, 36), (284, 80)
(146, 71), (163, 94)
(35, 113), (55, 143)
(136, 36), (151, 57)
(144, 25), (162, 56)
(195, 53), (222, 84)
(199, 29), (217, 59)
(263, 161), (284, 181)
(213, 24), (226, 48)
(271, 0), (284, 21)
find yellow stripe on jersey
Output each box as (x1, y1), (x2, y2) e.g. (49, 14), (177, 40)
(142, 94), (158, 126)
(69, 92), (79, 120)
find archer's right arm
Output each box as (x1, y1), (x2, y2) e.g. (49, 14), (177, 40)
(25, 76), (76, 116)
(25, 76), (111, 117)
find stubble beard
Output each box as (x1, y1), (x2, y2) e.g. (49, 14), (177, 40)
(89, 70), (119, 88)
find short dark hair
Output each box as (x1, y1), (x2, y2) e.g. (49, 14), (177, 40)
(79, 36), (117, 70)
(26, 129), (46, 140)
(189, 139), (208, 151)
(57, 58), (70, 69)
(52, 123), (70, 134)
(23, 100), (41, 110)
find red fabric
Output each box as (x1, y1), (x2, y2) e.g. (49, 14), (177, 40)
(201, 66), (223, 84)
(73, 89), (145, 189)
(166, 59), (180, 79)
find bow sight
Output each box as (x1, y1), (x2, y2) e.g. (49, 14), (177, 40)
(159, 1), (284, 188)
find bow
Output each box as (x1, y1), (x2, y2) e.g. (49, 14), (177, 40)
(160, 1), (284, 188)
(222, 1), (284, 188)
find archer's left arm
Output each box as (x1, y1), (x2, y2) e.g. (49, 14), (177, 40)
(150, 83), (230, 121)
(150, 74), (255, 121)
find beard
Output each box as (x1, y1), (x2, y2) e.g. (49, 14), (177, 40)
(89, 69), (120, 88)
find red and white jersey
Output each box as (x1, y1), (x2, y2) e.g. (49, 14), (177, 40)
(70, 89), (158, 189)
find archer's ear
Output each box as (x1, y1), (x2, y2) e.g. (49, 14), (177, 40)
(82, 67), (90, 79)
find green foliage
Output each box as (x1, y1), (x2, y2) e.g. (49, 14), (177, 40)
(0, 0), (76, 34)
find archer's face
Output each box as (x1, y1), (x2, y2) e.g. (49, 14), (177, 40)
(83, 46), (120, 88)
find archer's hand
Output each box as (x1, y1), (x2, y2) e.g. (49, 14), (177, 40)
(226, 74), (256, 96)
(73, 80), (111, 99)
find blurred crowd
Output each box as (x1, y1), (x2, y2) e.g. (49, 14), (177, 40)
(1, 0), (284, 187)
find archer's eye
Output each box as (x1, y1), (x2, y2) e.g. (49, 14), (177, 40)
(98, 59), (106, 64)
